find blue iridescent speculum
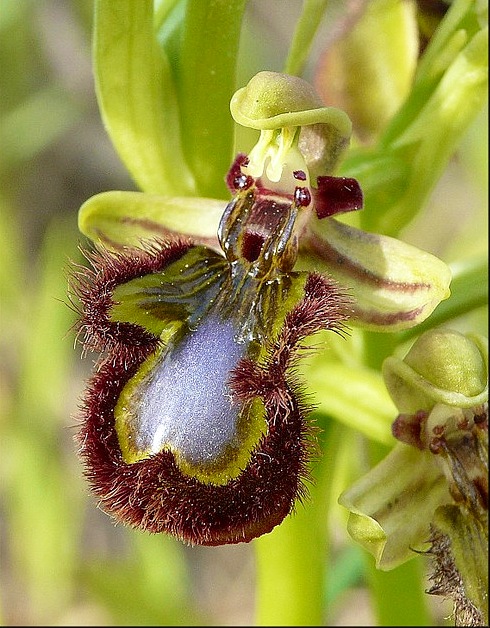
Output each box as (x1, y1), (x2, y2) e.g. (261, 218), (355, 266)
(75, 71), (360, 545)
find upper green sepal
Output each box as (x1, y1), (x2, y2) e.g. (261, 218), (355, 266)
(383, 329), (488, 413)
(230, 71), (351, 133)
(231, 71), (352, 178)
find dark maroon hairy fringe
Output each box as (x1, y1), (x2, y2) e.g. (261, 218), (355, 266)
(69, 238), (192, 355)
(75, 243), (351, 545)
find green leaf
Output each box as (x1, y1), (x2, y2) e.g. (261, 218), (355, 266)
(314, 0), (418, 140)
(178, 0), (248, 198)
(93, 0), (195, 195)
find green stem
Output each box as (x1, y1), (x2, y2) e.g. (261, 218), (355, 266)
(254, 419), (342, 625)
(178, 0), (247, 199)
(365, 556), (433, 626)
(254, 505), (326, 626)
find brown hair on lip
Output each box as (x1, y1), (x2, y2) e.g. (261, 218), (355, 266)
(73, 242), (351, 545)
(69, 238), (192, 355)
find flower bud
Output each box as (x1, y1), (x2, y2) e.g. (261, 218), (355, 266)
(382, 329), (488, 414)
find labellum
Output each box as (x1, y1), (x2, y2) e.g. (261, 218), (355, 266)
(72, 152), (356, 545)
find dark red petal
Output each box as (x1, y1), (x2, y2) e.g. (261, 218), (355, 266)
(69, 239), (192, 354)
(313, 176), (363, 219)
(392, 410), (430, 450)
(77, 272), (350, 546)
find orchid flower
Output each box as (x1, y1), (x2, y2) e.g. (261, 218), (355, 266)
(72, 69), (451, 545)
(68, 1), (487, 624)
(339, 328), (488, 624)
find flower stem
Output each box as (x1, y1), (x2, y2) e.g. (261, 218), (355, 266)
(254, 418), (343, 625)
(365, 555), (433, 626)
(254, 505), (326, 626)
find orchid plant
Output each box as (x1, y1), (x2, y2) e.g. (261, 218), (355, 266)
(71, 0), (488, 625)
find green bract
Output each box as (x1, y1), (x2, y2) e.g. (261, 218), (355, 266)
(339, 0), (489, 236)
(383, 329), (488, 412)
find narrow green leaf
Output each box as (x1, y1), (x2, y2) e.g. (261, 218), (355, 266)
(93, 0), (195, 195)
(178, 0), (247, 199)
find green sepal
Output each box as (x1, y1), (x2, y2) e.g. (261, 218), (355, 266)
(382, 330), (488, 413)
(300, 217), (452, 332)
(338, 443), (451, 570)
(78, 191), (224, 250)
(230, 71), (352, 178)
(110, 246), (229, 336)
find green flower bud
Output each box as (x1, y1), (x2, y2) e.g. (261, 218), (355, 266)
(383, 329), (488, 414)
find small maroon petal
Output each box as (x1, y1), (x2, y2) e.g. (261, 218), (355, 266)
(69, 239), (192, 354)
(391, 410), (430, 450)
(314, 176), (363, 219)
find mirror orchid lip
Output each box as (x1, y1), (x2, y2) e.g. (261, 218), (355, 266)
(72, 237), (350, 545)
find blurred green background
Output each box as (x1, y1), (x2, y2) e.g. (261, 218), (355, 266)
(0, 1), (486, 625)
